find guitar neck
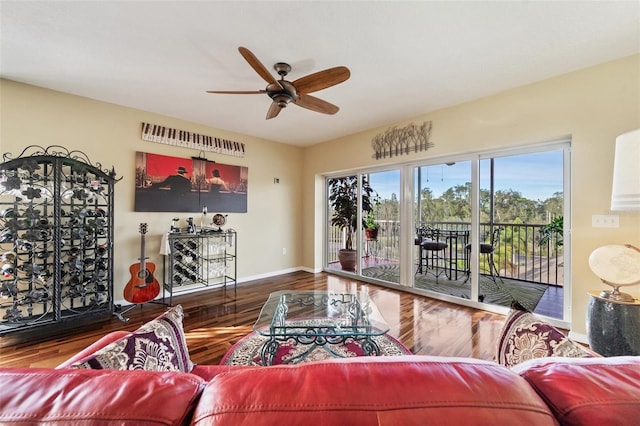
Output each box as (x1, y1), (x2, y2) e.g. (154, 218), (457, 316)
(139, 223), (148, 269)
(140, 233), (146, 269)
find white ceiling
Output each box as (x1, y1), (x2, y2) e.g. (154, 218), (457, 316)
(1, 1), (639, 147)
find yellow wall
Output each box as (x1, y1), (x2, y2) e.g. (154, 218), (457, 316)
(302, 54), (640, 336)
(0, 79), (304, 302)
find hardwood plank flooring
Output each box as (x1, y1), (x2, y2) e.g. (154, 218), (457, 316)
(0, 271), (510, 368)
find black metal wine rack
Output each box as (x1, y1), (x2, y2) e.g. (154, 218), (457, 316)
(0, 146), (118, 335)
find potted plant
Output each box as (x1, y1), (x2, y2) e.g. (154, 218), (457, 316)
(364, 195), (381, 240)
(328, 175), (375, 271)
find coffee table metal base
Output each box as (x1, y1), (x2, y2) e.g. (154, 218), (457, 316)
(259, 330), (382, 366)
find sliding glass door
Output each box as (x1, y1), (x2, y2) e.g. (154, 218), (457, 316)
(411, 147), (567, 318)
(477, 149), (566, 315)
(325, 142), (569, 321)
(413, 161), (472, 299)
(326, 170), (400, 283)
(360, 170), (400, 283)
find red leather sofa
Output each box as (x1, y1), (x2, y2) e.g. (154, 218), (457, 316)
(0, 330), (638, 425)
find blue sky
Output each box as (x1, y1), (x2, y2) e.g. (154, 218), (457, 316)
(489, 151), (564, 201)
(370, 150), (564, 202)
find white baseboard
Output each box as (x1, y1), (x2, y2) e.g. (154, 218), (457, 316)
(568, 331), (589, 345)
(237, 266), (307, 283)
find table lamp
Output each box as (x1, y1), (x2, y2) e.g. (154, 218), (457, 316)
(589, 244), (640, 302)
(610, 129), (640, 211)
(588, 129), (640, 302)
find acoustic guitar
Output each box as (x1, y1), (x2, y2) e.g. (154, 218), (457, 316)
(123, 223), (160, 304)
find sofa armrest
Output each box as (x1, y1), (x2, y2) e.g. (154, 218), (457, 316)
(513, 356), (640, 425)
(56, 330), (130, 368)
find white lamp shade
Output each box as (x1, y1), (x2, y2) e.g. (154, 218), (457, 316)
(611, 129), (640, 211)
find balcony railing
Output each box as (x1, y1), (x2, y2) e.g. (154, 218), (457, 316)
(327, 221), (564, 286)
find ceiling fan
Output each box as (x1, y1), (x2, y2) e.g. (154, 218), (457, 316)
(207, 47), (351, 120)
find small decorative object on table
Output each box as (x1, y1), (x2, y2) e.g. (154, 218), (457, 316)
(199, 207), (208, 232)
(212, 213), (227, 232)
(186, 217), (196, 234)
(170, 217), (180, 233)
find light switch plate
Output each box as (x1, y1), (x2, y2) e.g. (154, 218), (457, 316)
(592, 214), (619, 228)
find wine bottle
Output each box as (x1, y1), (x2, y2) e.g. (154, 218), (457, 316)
(200, 207), (208, 232)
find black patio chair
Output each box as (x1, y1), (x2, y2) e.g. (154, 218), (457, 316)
(415, 226), (448, 281)
(465, 227), (503, 283)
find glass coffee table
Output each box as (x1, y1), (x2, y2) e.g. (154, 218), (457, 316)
(253, 291), (390, 366)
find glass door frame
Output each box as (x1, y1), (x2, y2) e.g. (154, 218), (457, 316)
(324, 140), (571, 324)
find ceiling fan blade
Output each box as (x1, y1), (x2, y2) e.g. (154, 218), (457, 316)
(206, 90), (265, 94)
(293, 66), (350, 94)
(238, 46), (283, 90)
(294, 94), (339, 115)
(266, 101), (283, 120)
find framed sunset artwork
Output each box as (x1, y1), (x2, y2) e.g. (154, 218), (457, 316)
(134, 151), (248, 213)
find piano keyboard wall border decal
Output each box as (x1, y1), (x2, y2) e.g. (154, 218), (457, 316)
(141, 122), (245, 157)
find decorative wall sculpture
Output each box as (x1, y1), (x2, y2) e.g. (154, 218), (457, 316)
(141, 122), (245, 157)
(371, 121), (433, 159)
(134, 152), (248, 213)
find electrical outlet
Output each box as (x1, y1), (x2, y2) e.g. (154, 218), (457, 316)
(592, 214), (619, 228)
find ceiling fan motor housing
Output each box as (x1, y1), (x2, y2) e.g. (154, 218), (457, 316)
(267, 80), (297, 108)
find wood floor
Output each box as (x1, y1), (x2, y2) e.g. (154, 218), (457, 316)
(331, 258), (564, 319)
(0, 271), (510, 369)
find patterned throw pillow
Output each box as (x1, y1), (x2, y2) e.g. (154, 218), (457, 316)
(71, 304), (194, 372)
(496, 308), (596, 368)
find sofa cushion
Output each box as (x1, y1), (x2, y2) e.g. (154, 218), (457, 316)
(496, 308), (595, 368)
(513, 356), (640, 425)
(0, 368), (205, 425)
(71, 304), (194, 372)
(191, 355), (558, 425)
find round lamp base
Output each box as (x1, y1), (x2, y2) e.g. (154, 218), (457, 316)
(599, 288), (635, 303)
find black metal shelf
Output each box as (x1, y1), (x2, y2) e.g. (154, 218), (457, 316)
(163, 230), (236, 306)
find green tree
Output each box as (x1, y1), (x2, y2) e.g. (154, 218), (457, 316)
(418, 180), (563, 225)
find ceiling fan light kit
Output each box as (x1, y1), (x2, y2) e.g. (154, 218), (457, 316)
(208, 47), (350, 120)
